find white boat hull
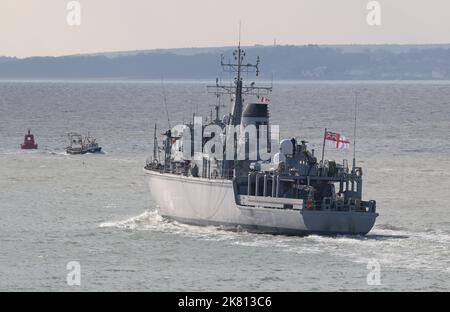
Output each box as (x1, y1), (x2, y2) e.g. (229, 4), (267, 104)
(145, 169), (378, 235)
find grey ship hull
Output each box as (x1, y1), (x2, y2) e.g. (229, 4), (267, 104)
(145, 170), (378, 236)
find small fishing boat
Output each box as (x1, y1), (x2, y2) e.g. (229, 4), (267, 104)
(83, 134), (102, 153)
(66, 132), (102, 154)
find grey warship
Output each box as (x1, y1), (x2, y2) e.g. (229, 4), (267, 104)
(144, 44), (378, 235)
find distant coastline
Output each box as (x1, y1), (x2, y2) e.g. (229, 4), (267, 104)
(1, 44), (450, 80)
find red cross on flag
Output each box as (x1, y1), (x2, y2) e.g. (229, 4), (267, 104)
(325, 131), (350, 150)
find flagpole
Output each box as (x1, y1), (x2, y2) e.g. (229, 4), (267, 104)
(352, 93), (358, 172)
(321, 128), (327, 166)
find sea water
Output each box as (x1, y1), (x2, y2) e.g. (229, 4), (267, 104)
(0, 81), (449, 291)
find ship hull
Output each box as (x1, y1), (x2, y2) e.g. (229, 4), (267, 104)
(86, 147), (102, 153)
(145, 170), (378, 236)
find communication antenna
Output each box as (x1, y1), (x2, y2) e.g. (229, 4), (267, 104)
(353, 92), (358, 171)
(161, 77), (171, 129)
(153, 122), (160, 162)
(238, 21), (242, 47)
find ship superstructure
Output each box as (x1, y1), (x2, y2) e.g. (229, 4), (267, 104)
(144, 44), (377, 235)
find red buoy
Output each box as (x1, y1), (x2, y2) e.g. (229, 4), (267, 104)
(21, 129), (38, 149)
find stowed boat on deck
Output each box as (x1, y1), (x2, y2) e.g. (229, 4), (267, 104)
(144, 44), (378, 235)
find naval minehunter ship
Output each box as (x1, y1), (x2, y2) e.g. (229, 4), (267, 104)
(144, 44), (378, 235)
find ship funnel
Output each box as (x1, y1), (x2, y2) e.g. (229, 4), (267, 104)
(241, 103), (269, 128)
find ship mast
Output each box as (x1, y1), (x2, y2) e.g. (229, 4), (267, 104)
(230, 42), (244, 126)
(209, 78), (226, 124)
(207, 45), (271, 126)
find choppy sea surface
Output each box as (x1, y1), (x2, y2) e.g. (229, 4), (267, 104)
(0, 81), (449, 291)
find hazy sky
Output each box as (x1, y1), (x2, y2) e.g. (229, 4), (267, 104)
(1, 0), (449, 57)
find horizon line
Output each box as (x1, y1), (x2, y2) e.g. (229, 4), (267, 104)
(3, 42), (450, 60)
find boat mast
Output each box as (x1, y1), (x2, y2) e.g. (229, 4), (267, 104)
(153, 123), (159, 162)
